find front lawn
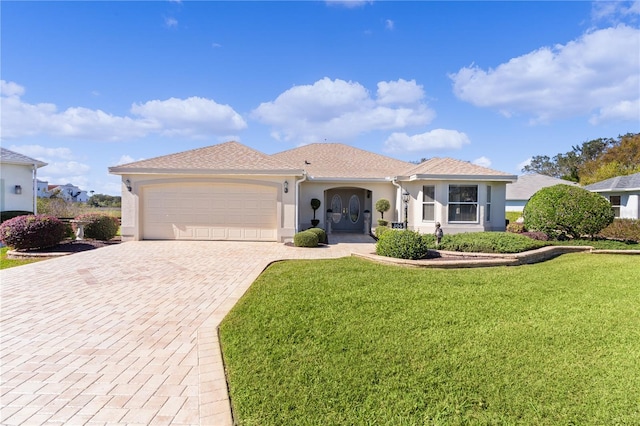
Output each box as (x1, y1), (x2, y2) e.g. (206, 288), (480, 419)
(0, 247), (42, 269)
(220, 255), (640, 425)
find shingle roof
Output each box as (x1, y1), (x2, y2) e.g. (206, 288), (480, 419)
(109, 141), (301, 174)
(1, 147), (47, 168)
(401, 157), (516, 181)
(506, 173), (579, 200)
(271, 143), (413, 180)
(584, 172), (640, 192)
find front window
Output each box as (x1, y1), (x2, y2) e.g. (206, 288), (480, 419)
(448, 185), (478, 222)
(422, 185), (435, 221)
(609, 195), (621, 218)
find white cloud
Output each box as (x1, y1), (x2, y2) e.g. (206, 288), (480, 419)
(165, 17), (178, 28)
(384, 129), (470, 153)
(0, 80), (246, 141)
(472, 156), (492, 168)
(325, 0), (372, 8)
(116, 155), (145, 166)
(517, 157), (532, 172)
(9, 144), (92, 189)
(8, 144), (74, 160)
(450, 25), (640, 125)
(385, 19), (394, 30)
(592, 0), (640, 23)
(252, 77), (435, 143)
(589, 98), (640, 124)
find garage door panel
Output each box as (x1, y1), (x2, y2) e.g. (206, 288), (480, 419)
(143, 183), (277, 241)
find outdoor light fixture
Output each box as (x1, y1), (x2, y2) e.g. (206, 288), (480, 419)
(125, 179), (132, 192)
(14, 185), (22, 195)
(402, 190), (410, 229)
(284, 180), (289, 193)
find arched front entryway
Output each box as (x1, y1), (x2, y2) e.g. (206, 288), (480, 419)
(325, 187), (371, 233)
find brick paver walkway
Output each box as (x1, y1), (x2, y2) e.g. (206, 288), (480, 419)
(1, 237), (375, 425)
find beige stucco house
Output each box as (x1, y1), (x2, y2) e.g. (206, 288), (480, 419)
(109, 141), (517, 242)
(1, 148), (47, 214)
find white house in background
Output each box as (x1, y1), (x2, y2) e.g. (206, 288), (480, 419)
(0, 148), (48, 214)
(39, 182), (90, 203)
(506, 173), (579, 213)
(109, 141), (517, 242)
(584, 172), (640, 219)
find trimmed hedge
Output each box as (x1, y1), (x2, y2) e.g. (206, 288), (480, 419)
(436, 232), (548, 253)
(306, 227), (328, 244)
(74, 213), (119, 241)
(294, 230), (319, 247)
(0, 214), (66, 250)
(376, 229), (429, 260)
(524, 184), (614, 239)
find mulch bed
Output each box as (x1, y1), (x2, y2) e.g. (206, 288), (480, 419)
(11, 239), (121, 255)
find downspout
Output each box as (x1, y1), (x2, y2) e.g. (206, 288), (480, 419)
(294, 171), (308, 233)
(391, 177), (402, 224)
(32, 165), (38, 214)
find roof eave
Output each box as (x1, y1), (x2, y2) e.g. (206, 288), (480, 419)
(587, 187), (640, 193)
(108, 167), (304, 176)
(305, 176), (393, 183)
(398, 174), (518, 182)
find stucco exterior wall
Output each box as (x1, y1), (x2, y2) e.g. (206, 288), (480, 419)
(0, 164), (36, 213)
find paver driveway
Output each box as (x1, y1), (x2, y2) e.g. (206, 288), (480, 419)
(1, 237), (375, 425)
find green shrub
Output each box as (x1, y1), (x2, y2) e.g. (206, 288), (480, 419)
(376, 230), (429, 260)
(438, 232), (548, 253)
(523, 185), (614, 239)
(75, 213), (119, 241)
(1, 211), (33, 222)
(306, 227), (327, 244)
(294, 230), (319, 247)
(375, 199), (390, 219)
(0, 214), (66, 250)
(377, 219), (389, 227)
(598, 219), (640, 242)
(375, 225), (391, 239)
(521, 231), (549, 241)
(506, 222), (526, 233)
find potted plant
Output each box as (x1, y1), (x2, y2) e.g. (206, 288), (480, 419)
(310, 198), (321, 227)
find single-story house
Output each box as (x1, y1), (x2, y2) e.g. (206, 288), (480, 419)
(1, 147), (48, 214)
(506, 173), (579, 212)
(109, 141), (517, 242)
(584, 172), (640, 219)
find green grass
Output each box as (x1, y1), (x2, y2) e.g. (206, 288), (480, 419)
(505, 211), (522, 224)
(0, 247), (42, 269)
(220, 255), (640, 425)
(553, 238), (639, 250)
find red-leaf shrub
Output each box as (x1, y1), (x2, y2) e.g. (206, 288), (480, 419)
(74, 213), (119, 241)
(521, 231), (549, 241)
(0, 214), (66, 250)
(597, 219), (640, 242)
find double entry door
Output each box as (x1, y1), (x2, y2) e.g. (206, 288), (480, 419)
(327, 189), (364, 232)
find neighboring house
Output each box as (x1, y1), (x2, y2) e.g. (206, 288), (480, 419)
(109, 141), (517, 242)
(0, 148), (47, 214)
(584, 172), (640, 219)
(506, 173), (579, 212)
(37, 181), (90, 202)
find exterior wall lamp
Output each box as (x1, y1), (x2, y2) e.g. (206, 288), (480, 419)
(14, 185), (22, 195)
(402, 190), (410, 229)
(125, 179), (132, 192)
(284, 180), (289, 193)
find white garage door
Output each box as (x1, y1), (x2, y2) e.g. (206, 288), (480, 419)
(142, 183), (277, 241)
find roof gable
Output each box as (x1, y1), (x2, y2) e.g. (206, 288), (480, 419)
(109, 141), (301, 174)
(584, 172), (640, 192)
(401, 157), (516, 181)
(1, 148), (47, 168)
(506, 173), (579, 200)
(271, 143), (413, 180)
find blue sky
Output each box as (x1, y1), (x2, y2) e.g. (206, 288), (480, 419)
(2, 1), (639, 195)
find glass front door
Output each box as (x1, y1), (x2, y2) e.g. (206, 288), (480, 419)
(327, 189), (364, 232)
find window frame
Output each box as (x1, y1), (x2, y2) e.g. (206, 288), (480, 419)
(448, 184), (479, 223)
(422, 185), (436, 222)
(609, 195), (621, 218)
(486, 185), (492, 222)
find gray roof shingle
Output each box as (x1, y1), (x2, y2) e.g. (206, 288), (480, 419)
(584, 172), (640, 192)
(401, 157), (516, 180)
(1, 148), (47, 168)
(506, 173), (579, 200)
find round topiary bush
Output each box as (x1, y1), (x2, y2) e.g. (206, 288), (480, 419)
(375, 225), (390, 239)
(75, 213), (120, 241)
(306, 227), (327, 244)
(0, 214), (66, 250)
(293, 230), (319, 247)
(523, 184), (614, 239)
(376, 229), (429, 260)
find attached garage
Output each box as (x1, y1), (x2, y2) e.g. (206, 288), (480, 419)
(142, 182), (278, 241)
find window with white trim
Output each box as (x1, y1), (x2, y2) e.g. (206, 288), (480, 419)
(486, 185), (492, 222)
(422, 185), (435, 221)
(448, 185), (478, 222)
(609, 195), (621, 218)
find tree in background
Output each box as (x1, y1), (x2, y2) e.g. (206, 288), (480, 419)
(522, 133), (639, 184)
(88, 194), (122, 208)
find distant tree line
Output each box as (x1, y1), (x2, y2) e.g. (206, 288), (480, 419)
(522, 132), (640, 185)
(88, 194), (121, 208)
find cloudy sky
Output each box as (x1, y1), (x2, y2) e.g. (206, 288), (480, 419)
(2, 1), (638, 195)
